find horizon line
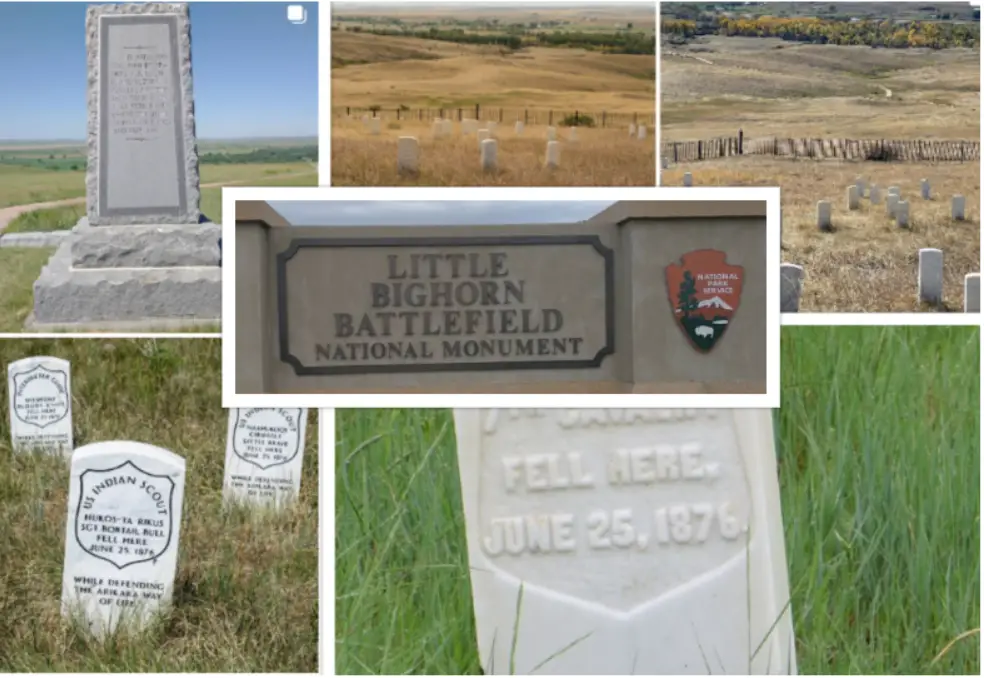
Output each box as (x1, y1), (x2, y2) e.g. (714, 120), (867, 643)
(0, 136), (319, 145)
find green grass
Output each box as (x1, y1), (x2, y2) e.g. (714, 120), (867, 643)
(0, 248), (55, 331)
(4, 204), (85, 233)
(3, 169), (316, 233)
(0, 160), (316, 208)
(335, 325), (980, 674)
(0, 338), (318, 671)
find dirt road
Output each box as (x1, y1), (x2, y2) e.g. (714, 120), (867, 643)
(0, 171), (317, 233)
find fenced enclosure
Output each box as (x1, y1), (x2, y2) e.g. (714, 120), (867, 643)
(663, 131), (980, 164)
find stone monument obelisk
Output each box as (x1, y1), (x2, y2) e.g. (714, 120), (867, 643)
(31, 3), (220, 330)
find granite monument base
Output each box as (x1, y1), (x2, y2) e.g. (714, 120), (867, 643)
(29, 218), (221, 331)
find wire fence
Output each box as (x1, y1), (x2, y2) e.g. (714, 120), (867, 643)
(335, 105), (656, 128)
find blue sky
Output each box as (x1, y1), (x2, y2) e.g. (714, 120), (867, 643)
(270, 201), (616, 225)
(0, 2), (318, 141)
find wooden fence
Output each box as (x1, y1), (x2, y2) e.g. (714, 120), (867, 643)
(335, 105), (656, 128)
(663, 131), (980, 163)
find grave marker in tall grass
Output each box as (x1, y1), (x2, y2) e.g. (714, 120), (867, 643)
(452, 408), (796, 674)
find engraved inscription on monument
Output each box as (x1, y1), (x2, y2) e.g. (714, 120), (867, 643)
(473, 408), (752, 612)
(223, 408), (308, 507)
(12, 364), (70, 429)
(278, 237), (615, 375)
(108, 41), (173, 143)
(7, 357), (74, 454)
(100, 16), (183, 214)
(62, 442), (186, 636)
(230, 408), (303, 470)
(74, 460), (175, 570)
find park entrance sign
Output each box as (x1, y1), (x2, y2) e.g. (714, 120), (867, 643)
(452, 408), (796, 675)
(234, 199), (774, 395)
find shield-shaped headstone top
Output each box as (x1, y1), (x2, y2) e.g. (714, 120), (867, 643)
(454, 408), (796, 675)
(6, 356), (73, 454)
(61, 441), (186, 636)
(223, 408), (308, 507)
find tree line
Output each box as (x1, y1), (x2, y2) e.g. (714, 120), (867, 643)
(335, 25), (655, 55)
(661, 16), (979, 48)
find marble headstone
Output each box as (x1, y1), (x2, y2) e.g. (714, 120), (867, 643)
(7, 356), (73, 454)
(61, 441), (186, 636)
(223, 408), (308, 507)
(86, 3), (201, 225)
(453, 408), (796, 675)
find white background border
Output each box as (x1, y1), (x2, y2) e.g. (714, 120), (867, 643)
(221, 185), (781, 409)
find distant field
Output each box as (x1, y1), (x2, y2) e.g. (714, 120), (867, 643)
(662, 157), (980, 312)
(332, 33), (654, 111)
(333, 4), (655, 25)
(332, 23), (655, 186)
(1, 165), (317, 233)
(661, 36), (979, 140)
(0, 160), (316, 210)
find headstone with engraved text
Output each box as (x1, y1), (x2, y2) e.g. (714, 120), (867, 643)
(61, 441), (185, 636)
(223, 408), (308, 507)
(453, 408), (796, 675)
(7, 356), (74, 455)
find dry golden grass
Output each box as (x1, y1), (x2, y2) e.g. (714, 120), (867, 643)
(333, 36), (654, 111)
(332, 27), (655, 186)
(0, 339), (317, 671)
(662, 158), (980, 312)
(333, 4), (655, 25)
(331, 117), (655, 186)
(661, 36), (980, 140)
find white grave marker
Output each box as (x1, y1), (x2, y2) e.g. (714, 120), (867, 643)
(846, 185), (859, 210)
(61, 441), (185, 636)
(369, 117), (381, 135)
(896, 200), (910, 227)
(918, 248), (943, 304)
(780, 263), (805, 312)
(637, 124), (647, 140)
(964, 273), (980, 313)
(683, 172), (693, 187)
(545, 140), (560, 168)
(223, 408), (308, 507)
(454, 408), (796, 675)
(7, 356), (73, 454)
(546, 126), (557, 141)
(869, 184), (880, 204)
(628, 122), (636, 136)
(481, 139), (498, 171)
(886, 193), (899, 218)
(515, 121), (524, 134)
(952, 195), (965, 220)
(397, 136), (419, 174)
(817, 200), (832, 231)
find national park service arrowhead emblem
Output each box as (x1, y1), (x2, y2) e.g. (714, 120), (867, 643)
(665, 249), (743, 354)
